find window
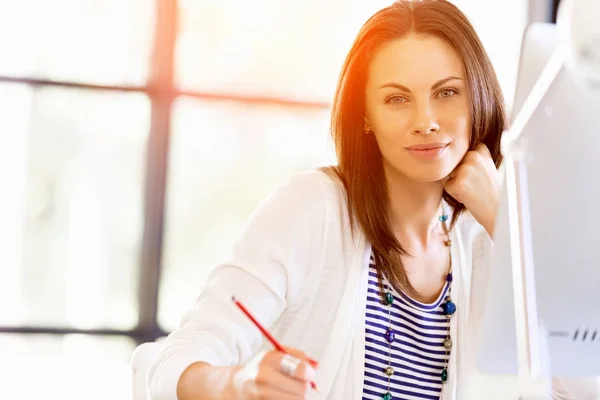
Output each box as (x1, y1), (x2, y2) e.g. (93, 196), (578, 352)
(0, 0), (155, 85)
(0, 85), (149, 329)
(0, 1), (157, 398)
(159, 98), (334, 330)
(175, 0), (391, 101)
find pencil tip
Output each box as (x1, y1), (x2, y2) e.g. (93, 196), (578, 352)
(231, 296), (236, 302)
(311, 382), (320, 393)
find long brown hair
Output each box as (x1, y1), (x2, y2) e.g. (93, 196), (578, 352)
(325, 0), (507, 297)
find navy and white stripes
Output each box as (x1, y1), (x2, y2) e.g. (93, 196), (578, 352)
(362, 254), (451, 400)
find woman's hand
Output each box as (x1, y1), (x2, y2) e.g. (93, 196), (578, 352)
(177, 347), (317, 400)
(443, 143), (500, 237)
(229, 347), (317, 399)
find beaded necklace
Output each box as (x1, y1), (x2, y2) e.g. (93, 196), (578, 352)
(379, 207), (456, 400)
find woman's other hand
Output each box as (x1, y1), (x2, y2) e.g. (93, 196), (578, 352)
(444, 143), (500, 237)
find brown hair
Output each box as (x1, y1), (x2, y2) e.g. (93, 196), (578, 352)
(325, 0), (507, 298)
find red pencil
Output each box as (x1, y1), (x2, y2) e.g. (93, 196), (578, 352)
(232, 296), (320, 392)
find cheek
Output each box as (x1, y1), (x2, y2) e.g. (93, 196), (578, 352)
(370, 109), (412, 141)
(454, 118), (471, 144)
(441, 106), (471, 142)
(438, 107), (471, 160)
(451, 119), (471, 160)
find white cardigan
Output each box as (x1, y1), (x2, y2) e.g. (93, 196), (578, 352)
(147, 170), (493, 400)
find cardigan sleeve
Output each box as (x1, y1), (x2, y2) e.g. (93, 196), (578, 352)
(147, 172), (328, 400)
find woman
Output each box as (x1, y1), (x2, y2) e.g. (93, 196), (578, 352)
(149, 1), (504, 399)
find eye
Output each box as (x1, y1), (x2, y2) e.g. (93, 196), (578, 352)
(385, 95), (409, 105)
(437, 88), (458, 98)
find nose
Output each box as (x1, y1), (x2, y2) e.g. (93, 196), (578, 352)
(412, 103), (440, 135)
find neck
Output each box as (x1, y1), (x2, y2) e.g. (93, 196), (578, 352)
(384, 165), (446, 247)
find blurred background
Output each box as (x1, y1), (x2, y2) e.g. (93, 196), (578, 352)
(0, 0), (562, 398)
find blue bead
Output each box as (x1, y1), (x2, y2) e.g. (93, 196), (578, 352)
(385, 329), (395, 343)
(446, 273), (453, 282)
(443, 300), (457, 315)
(384, 292), (394, 305)
(439, 214), (448, 222)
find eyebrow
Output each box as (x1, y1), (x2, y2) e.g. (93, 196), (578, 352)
(379, 76), (462, 92)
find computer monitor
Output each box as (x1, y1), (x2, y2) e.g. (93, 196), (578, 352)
(474, 16), (600, 392)
(510, 23), (559, 120)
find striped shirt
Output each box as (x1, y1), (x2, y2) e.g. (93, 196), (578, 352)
(362, 252), (451, 400)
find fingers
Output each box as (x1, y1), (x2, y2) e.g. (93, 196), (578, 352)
(258, 350), (315, 396)
(450, 143), (489, 179)
(235, 348), (318, 399)
(280, 353), (315, 382)
(256, 366), (308, 397)
(457, 143), (489, 167)
(474, 142), (491, 157)
(284, 346), (319, 368)
(444, 143), (496, 208)
(472, 143), (495, 168)
(443, 167), (465, 203)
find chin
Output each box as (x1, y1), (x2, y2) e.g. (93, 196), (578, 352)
(407, 171), (450, 183)
(384, 158), (456, 183)
(396, 162), (454, 183)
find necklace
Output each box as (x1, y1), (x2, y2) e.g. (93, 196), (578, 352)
(380, 208), (456, 400)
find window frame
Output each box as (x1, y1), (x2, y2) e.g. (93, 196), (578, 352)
(0, 0), (328, 346)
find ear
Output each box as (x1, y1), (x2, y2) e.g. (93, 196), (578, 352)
(363, 114), (371, 129)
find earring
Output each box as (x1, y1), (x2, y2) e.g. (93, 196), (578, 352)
(364, 125), (373, 135)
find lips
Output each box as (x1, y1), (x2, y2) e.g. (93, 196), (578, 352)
(405, 143), (449, 150)
(405, 142), (450, 159)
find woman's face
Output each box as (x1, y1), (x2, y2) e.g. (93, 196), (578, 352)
(364, 34), (472, 183)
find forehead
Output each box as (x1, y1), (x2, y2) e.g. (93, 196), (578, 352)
(367, 34), (465, 88)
